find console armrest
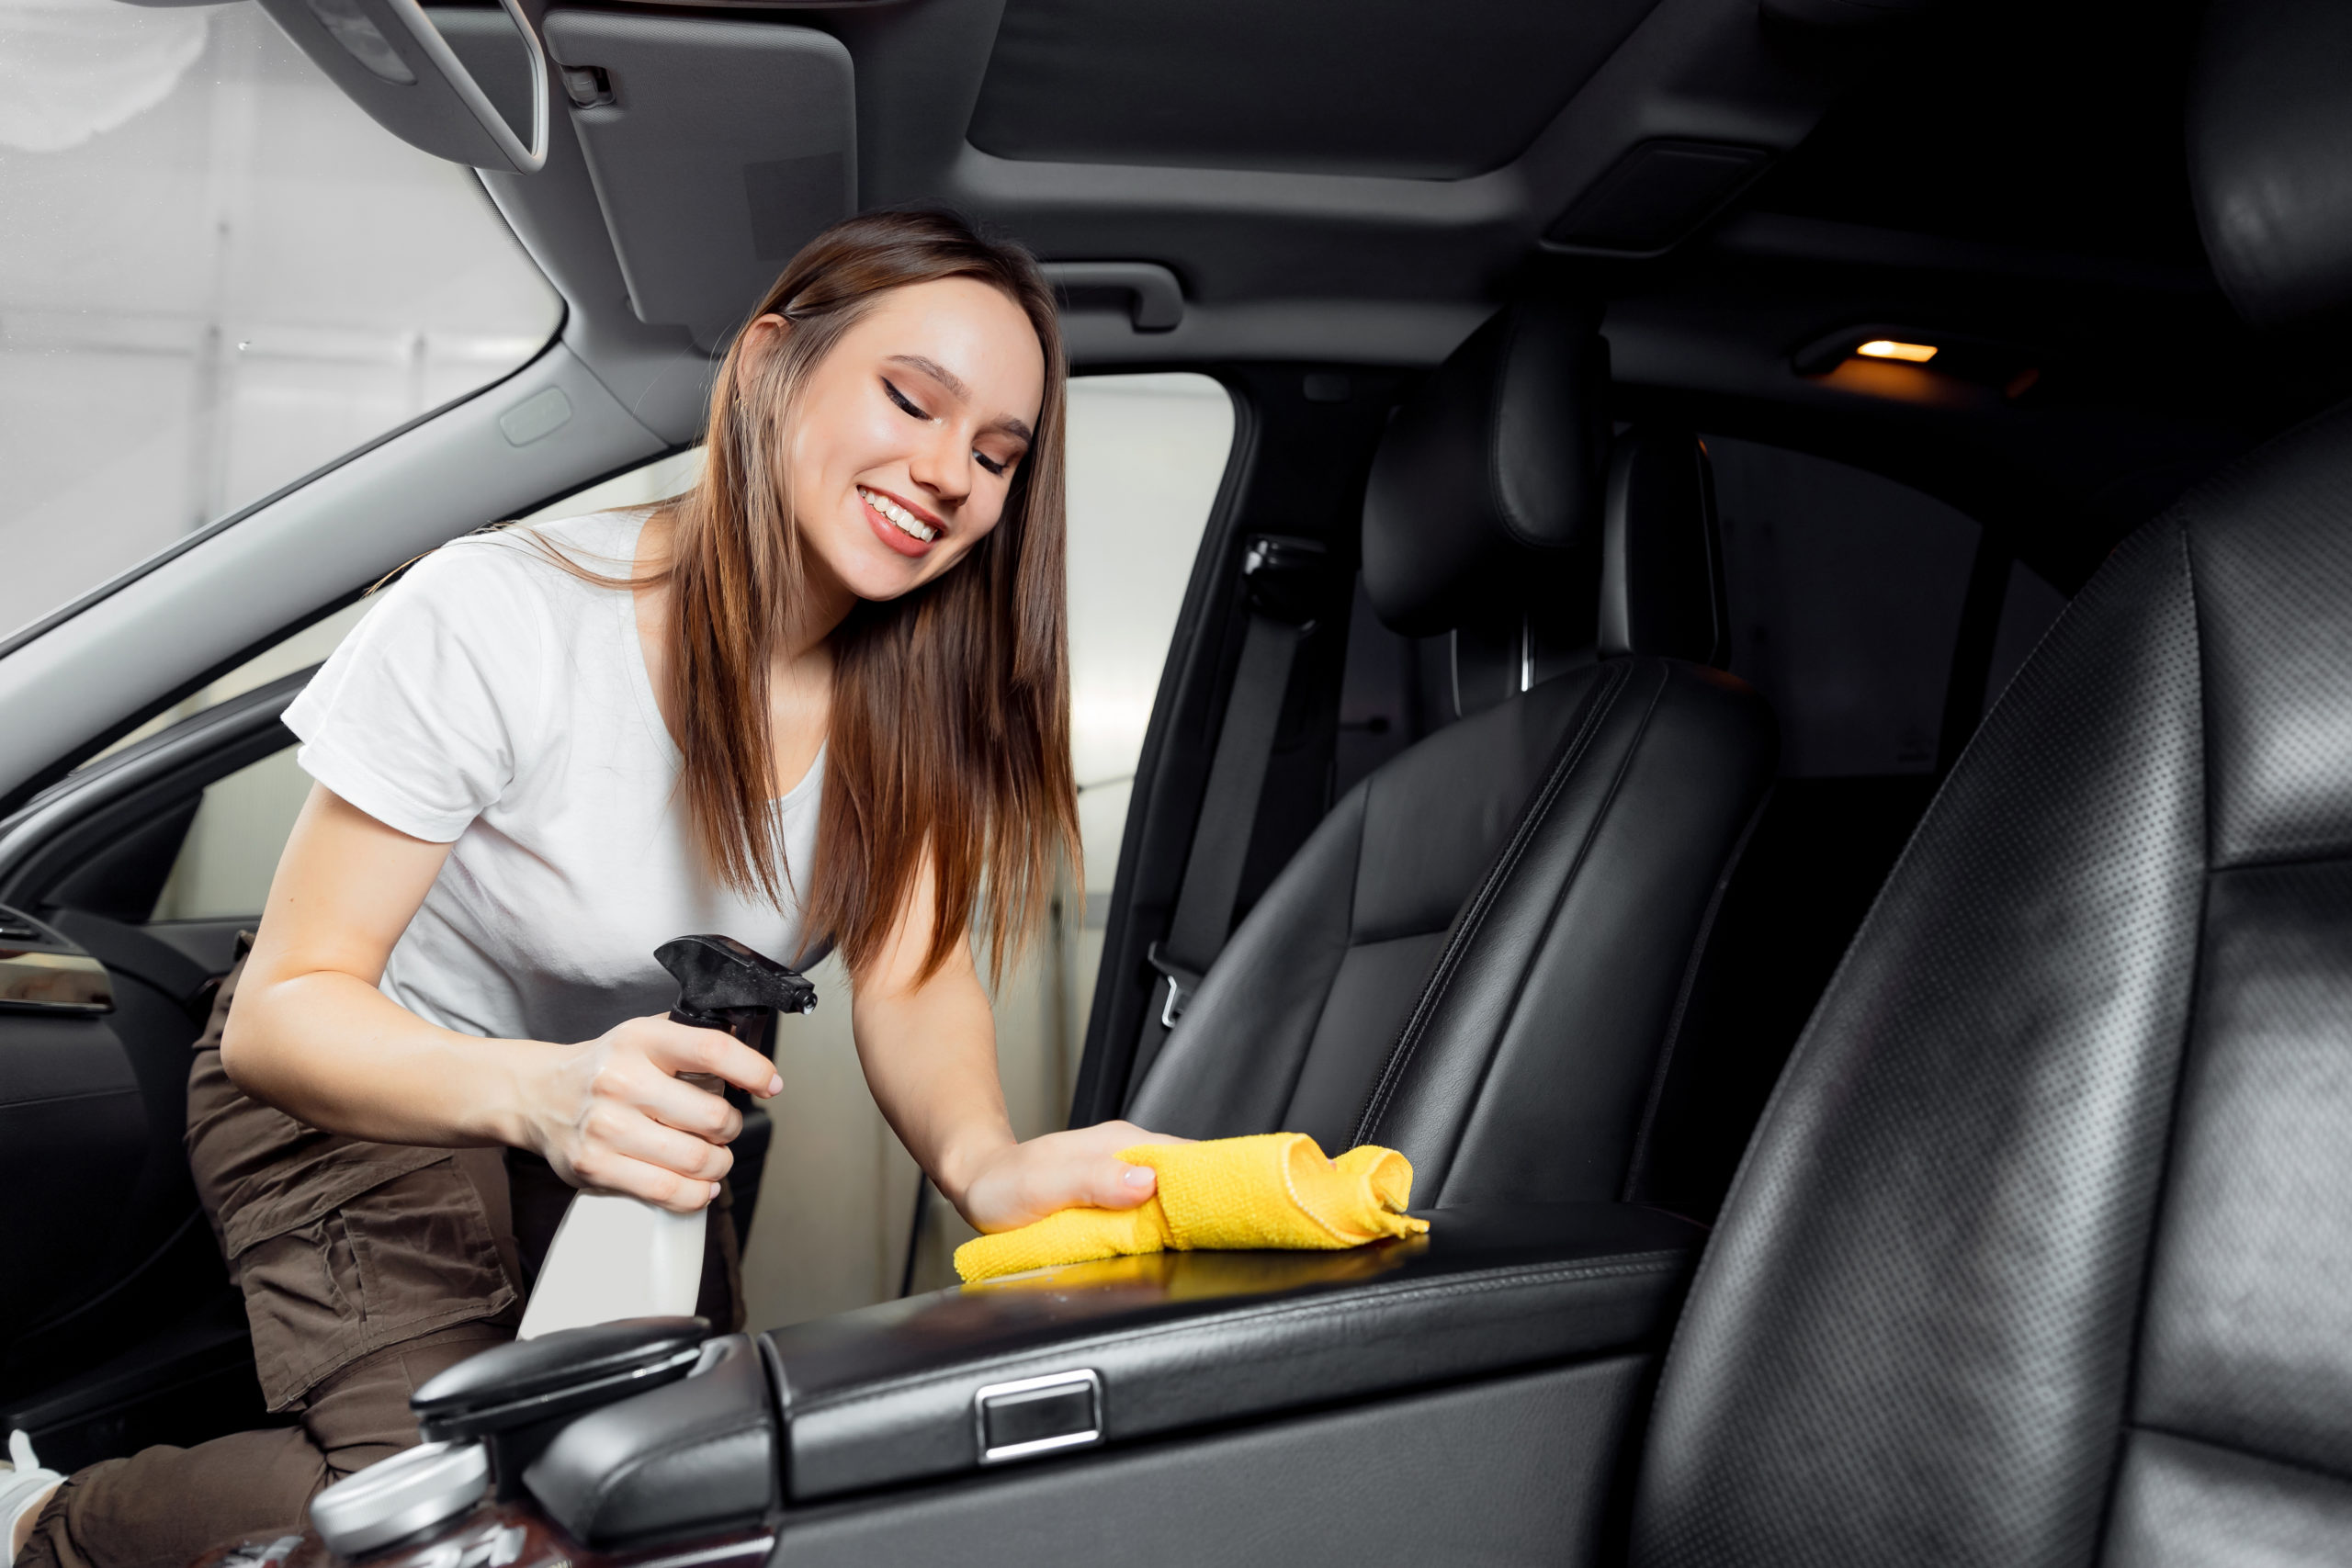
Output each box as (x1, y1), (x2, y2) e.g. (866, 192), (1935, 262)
(764, 1201), (1701, 1501)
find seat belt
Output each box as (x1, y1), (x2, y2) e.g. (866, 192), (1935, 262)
(1143, 536), (1327, 1034)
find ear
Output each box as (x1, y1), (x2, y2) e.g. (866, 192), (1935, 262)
(738, 312), (791, 374)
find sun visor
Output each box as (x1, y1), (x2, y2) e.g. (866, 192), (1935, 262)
(540, 13), (856, 352)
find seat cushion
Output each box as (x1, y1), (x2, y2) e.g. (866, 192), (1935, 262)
(1131, 654), (1772, 1206)
(1634, 399), (2352, 1568)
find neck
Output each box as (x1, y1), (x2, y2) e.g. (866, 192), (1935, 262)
(781, 545), (858, 665)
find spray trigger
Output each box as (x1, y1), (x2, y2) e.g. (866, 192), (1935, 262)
(656, 934), (817, 1044)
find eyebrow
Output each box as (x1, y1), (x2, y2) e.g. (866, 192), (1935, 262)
(887, 354), (1034, 444)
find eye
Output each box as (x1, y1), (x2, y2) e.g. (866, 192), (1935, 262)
(881, 378), (930, 421)
(975, 452), (1009, 478)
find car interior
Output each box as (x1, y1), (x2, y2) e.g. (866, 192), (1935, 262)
(5, 0), (2351, 1561)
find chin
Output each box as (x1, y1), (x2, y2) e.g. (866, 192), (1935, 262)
(845, 555), (933, 602)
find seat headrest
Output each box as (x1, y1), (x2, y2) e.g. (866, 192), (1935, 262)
(2188, 0), (2352, 333)
(1361, 299), (1611, 637)
(1600, 427), (1729, 667)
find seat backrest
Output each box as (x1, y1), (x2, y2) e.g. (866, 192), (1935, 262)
(1129, 300), (1775, 1207)
(1633, 4), (2352, 1558)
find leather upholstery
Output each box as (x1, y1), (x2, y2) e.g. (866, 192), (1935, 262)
(1361, 299), (1611, 637)
(1600, 428), (1728, 667)
(1132, 655), (1774, 1205)
(770, 1359), (1653, 1568)
(1133, 297), (1774, 1214)
(2188, 0), (2352, 333)
(763, 1201), (1699, 1501)
(524, 1331), (775, 1548)
(1631, 398), (2352, 1565)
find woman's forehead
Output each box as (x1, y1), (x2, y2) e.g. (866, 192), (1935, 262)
(851, 278), (1046, 421)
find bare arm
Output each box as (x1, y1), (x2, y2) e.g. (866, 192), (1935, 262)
(851, 855), (1182, 1233)
(222, 784), (783, 1212)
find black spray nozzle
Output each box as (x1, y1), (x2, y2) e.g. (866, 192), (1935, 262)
(657, 935), (818, 1040)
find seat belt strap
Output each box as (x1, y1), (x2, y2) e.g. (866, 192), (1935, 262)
(1144, 536), (1328, 1032)
(1148, 609), (1308, 1026)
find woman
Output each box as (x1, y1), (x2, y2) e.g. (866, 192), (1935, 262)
(7, 210), (1176, 1568)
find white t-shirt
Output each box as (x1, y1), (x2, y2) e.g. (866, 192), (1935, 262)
(283, 510), (824, 1045)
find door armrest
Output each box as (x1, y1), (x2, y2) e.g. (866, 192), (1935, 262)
(765, 1201), (1702, 1501)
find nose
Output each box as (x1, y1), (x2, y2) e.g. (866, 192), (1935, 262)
(907, 423), (971, 507)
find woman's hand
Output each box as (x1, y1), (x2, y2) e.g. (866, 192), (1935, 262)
(954, 1120), (1192, 1234)
(523, 1015), (786, 1213)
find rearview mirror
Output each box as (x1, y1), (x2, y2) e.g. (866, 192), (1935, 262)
(256, 0), (548, 174)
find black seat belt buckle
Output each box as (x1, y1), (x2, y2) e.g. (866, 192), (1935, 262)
(1145, 941), (1204, 1030)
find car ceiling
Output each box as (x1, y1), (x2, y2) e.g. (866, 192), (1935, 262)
(458, 0), (2319, 588)
(0, 0), (2319, 814)
(458, 0), (2314, 594)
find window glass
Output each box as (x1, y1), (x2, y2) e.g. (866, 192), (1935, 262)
(134, 451), (715, 913)
(0, 5), (561, 641)
(1704, 435), (1983, 776)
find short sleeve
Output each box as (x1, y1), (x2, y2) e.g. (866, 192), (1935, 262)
(283, 539), (548, 842)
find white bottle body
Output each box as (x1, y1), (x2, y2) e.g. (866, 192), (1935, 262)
(515, 1192), (707, 1339)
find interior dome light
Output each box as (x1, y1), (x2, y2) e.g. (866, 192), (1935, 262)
(1855, 339), (1939, 364)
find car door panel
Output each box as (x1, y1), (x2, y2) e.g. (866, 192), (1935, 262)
(0, 968), (147, 1345)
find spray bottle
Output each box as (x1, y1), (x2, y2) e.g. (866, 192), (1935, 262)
(515, 934), (816, 1339)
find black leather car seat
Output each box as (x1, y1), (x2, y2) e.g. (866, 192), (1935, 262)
(1128, 300), (1777, 1209)
(1631, 2), (2352, 1559)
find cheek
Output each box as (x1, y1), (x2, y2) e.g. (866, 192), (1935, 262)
(928, 494), (1010, 571)
(790, 390), (902, 501)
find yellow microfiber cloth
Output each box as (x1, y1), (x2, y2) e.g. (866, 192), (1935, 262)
(953, 1132), (1430, 1283)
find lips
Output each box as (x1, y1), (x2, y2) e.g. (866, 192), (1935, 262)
(858, 485), (939, 555)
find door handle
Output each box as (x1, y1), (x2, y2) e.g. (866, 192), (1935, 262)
(0, 907), (112, 1014)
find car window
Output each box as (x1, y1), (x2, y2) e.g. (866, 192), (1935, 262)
(1705, 434), (2046, 777)
(141, 447), (717, 920)
(0, 5), (561, 644)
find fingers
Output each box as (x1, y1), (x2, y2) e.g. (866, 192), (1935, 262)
(572, 1098), (736, 1189)
(569, 1148), (725, 1213)
(587, 1047), (742, 1145)
(1082, 1156), (1159, 1210)
(566, 1100), (733, 1213)
(643, 1021), (785, 1100)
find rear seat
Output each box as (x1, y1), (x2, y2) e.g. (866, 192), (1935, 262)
(1126, 301), (1775, 1207)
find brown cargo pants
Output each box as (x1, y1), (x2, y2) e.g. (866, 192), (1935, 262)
(19, 944), (744, 1568)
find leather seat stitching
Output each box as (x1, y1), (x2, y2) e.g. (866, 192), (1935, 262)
(2090, 520), (2218, 1564)
(2128, 1418), (2352, 1495)
(1349, 661), (1635, 1148)
(1431, 673), (1669, 1187)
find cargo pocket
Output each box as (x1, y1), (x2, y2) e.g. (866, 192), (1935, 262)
(230, 1154), (519, 1412)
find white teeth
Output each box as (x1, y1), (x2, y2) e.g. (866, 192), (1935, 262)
(859, 486), (936, 543)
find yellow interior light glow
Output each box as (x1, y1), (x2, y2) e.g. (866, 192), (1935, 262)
(1855, 339), (1939, 364)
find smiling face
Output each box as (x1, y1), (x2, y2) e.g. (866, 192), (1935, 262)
(763, 275), (1047, 607)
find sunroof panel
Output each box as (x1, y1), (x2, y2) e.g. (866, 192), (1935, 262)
(967, 0), (1662, 181)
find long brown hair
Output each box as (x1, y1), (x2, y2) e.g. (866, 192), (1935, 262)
(636, 209), (1074, 982)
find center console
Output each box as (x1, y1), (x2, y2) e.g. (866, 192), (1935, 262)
(202, 1201), (1702, 1568)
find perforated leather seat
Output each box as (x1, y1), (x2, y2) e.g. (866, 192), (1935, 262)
(1128, 300), (1776, 1207)
(1631, 3), (2352, 1557)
